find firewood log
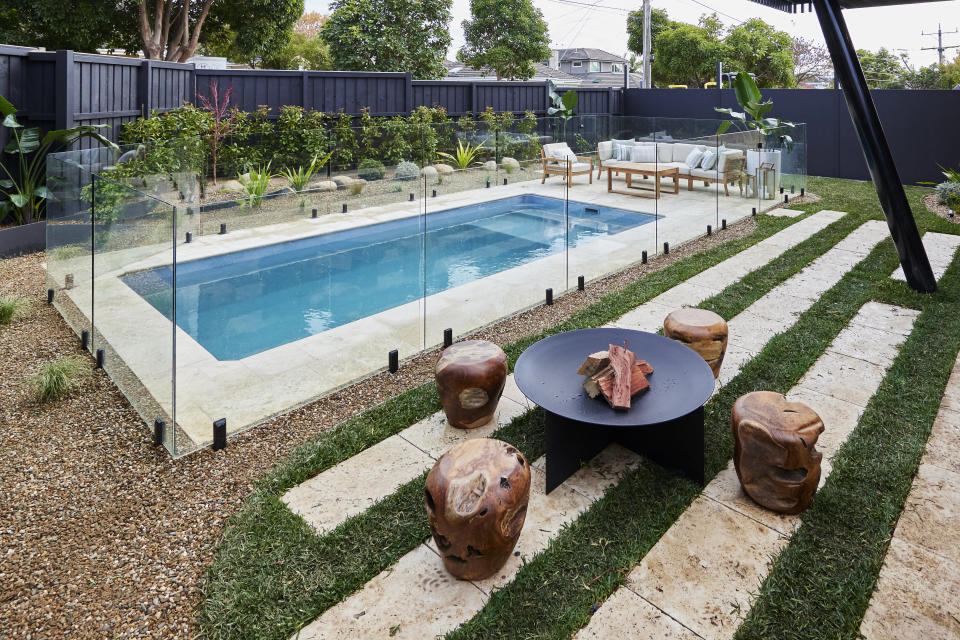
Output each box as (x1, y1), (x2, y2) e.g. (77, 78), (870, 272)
(605, 344), (635, 410)
(577, 351), (611, 376)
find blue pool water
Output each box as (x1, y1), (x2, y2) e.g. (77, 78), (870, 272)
(123, 195), (655, 360)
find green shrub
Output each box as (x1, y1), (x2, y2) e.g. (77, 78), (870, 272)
(0, 296), (28, 324)
(331, 111), (358, 170)
(357, 158), (385, 181)
(236, 163), (275, 208)
(349, 182), (364, 196)
(935, 181), (960, 205)
(395, 161), (419, 181)
(30, 356), (89, 403)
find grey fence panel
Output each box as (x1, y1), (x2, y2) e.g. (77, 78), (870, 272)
(150, 62), (194, 112)
(624, 87), (959, 184)
(412, 81), (471, 113)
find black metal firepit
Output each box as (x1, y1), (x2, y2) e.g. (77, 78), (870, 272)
(514, 328), (715, 493)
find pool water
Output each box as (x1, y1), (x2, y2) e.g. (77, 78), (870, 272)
(123, 195), (654, 360)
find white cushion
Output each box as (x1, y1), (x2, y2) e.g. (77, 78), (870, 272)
(690, 168), (718, 179)
(630, 146), (657, 163)
(685, 148), (705, 168)
(656, 144), (673, 163)
(671, 143), (702, 163)
(597, 140), (614, 161)
(544, 143), (576, 161)
(718, 148), (741, 172)
(611, 138), (635, 148)
(614, 144), (633, 161)
(568, 162), (591, 172)
(700, 149), (717, 171)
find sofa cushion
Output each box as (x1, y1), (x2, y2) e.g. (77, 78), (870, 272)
(614, 143), (634, 161)
(543, 143), (577, 162)
(685, 148), (705, 168)
(718, 148), (742, 172)
(611, 138), (636, 147)
(597, 140), (614, 161)
(700, 149), (717, 170)
(630, 145), (658, 163)
(672, 143), (704, 163)
(689, 167), (719, 179)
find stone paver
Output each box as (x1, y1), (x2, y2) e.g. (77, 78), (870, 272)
(293, 445), (641, 640)
(576, 301), (917, 640)
(282, 391), (527, 533)
(891, 232), (960, 283)
(577, 589), (702, 640)
(859, 349), (960, 640)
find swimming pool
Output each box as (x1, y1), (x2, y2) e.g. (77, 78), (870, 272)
(123, 195), (655, 360)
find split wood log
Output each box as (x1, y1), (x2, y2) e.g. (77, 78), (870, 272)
(577, 351), (611, 376)
(606, 344), (635, 410)
(597, 360), (651, 404)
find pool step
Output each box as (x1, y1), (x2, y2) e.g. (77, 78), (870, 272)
(574, 302), (919, 640)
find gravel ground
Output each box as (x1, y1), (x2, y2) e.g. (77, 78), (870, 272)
(0, 212), (759, 638)
(923, 193), (958, 224)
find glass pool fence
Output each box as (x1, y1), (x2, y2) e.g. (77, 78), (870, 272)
(46, 115), (806, 457)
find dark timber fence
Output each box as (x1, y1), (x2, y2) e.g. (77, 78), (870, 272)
(624, 87), (960, 185)
(0, 45), (620, 152)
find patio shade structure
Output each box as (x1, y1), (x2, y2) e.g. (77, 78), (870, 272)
(750, 0), (939, 293)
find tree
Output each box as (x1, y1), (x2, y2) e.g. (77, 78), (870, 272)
(200, 0), (303, 67)
(905, 63), (942, 89)
(625, 7), (674, 56)
(653, 22), (726, 87)
(723, 19), (795, 88)
(295, 11), (327, 38)
(323, 0), (452, 79)
(0, 0), (139, 53)
(941, 53), (960, 89)
(792, 37), (833, 86)
(857, 47), (907, 89)
(457, 0), (551, 81)
(139, 0), (216, 61)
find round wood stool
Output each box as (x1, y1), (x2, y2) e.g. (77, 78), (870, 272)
(732, 391), (824, 514)
(435, 340), (508, 429)
(425, 438), (531, 579)
(663, 308), (728, 378)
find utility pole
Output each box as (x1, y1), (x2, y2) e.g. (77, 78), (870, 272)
(921, 23), (959, 67)
(642, 0), (652, 88)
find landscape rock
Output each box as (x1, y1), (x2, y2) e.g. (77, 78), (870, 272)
(433, 163), (455, 175)
(421, 166), (438, 179)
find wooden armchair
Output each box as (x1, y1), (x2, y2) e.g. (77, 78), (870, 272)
(541, 144), (593, 185)
(722, 155), (746, 196)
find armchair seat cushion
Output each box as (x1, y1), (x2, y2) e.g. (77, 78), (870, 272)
(546, 161), (591, 173)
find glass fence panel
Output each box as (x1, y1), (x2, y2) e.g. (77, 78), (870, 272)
(776, 123), (807, 199)
(424, 118), (567, 350)
(46, 150), (98, 350)
(171, 171), (426, 453)
(90, 172), (176, 450)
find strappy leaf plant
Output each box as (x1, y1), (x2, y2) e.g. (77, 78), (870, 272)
(715, 73), (795, 149)
(1, 94), (118, 225)
(281, 151), (334, 192)
(236, 163), (275, 208)
(437, 139), (486, 170)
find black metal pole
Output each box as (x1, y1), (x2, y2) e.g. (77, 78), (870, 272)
(813, 0), (936, 293)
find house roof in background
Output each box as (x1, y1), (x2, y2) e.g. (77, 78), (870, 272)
(556, 48), (627, 63)
(443, 61), (580, 84)
(747, 0), (944, 10)
(576, 72), (643, 89)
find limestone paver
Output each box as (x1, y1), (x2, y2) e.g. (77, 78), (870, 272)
(850, 300), (923, 337)
(830, 219), (889, 255)
(896, 463), (960, 564)
(859, 349), (960, 640)
(293, 446), (641, 640)
(923, 407), (960, 475)
(612, 302), (676, 332)
(576, 588), (702, 640)
(765, 208), (805, 217)
(293, 544), (489, 640)
(623, 497), (787, 640)
(283, 384), (529, 533)
(399, 396), (528, 459)
(795, 351), (888, 408)
(577, 302), (917, 640)
(891, 232), (960, 282)
(281, 435), (434, 534)
(859, 537), (960, 640)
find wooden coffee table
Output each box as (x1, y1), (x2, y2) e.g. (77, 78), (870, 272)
(606, 162), (680, 199)
(514, 328), (715, 493)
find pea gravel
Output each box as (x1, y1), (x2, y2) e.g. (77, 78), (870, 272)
(0, 212), (760, 638)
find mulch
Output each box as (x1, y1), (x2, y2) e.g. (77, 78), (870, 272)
(0, 211), (760, 638)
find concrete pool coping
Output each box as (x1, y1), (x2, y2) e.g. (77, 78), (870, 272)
(50, 174), (759, 451)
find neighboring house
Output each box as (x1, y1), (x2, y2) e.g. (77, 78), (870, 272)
(443, 61), (581, 86)
(548, 48), (643, 89)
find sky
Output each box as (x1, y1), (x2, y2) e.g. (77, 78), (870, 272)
(303, 0), (960, 68)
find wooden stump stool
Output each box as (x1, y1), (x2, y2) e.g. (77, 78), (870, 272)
(664, 308), (728, 378)
(435, 340), (508, 429)
(425, 438), (531, 580)
(732, 391), (824, 514)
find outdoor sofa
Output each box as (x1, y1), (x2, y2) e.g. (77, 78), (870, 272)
(597, 139), (747, 197)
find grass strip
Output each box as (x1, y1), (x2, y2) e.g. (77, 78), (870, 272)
(733, 238), (960, 634)
(446, 206), (901, 640)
